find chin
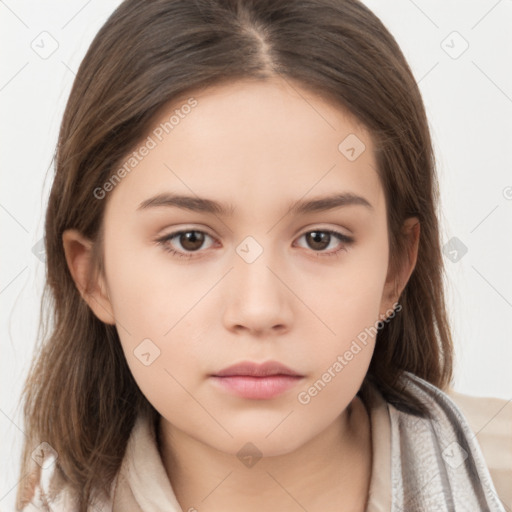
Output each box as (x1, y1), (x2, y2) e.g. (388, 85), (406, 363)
(209, 427), (310, 461)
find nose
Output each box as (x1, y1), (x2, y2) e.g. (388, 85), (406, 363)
(221, 242), (293, 336)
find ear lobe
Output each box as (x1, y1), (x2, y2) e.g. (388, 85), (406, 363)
(62, 229), (115, 325)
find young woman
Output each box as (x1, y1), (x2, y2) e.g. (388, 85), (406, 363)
(17, 0), (511, 510)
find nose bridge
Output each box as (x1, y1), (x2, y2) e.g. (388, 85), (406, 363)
(233, 234), (282, 297)
(222, 233), (292, 329)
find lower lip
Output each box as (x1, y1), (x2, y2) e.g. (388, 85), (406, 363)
(210, 375), (303, 399)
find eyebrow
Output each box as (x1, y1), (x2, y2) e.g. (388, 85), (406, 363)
(137, 192), (373, 216)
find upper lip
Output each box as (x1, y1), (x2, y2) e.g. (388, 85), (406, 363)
(212, 361), (303, 377)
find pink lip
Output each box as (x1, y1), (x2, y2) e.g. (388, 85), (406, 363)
(213, 360), (302, 378)
(210, 361), (304, 400)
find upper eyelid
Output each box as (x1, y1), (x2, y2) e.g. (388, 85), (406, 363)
(160, 222), (352, 237)
(159, 226), (351, 240)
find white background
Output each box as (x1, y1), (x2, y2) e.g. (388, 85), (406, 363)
(1, 1), (511, 509)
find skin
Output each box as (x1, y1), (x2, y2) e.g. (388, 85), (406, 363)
(63, 77), (419, 511)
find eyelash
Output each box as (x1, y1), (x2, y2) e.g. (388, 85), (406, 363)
(155, 228), (354, 260)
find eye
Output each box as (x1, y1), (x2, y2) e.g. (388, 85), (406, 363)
(295, 229), (353, 257)
(155, 229), (216, 259)
(155, 228), (353, 260)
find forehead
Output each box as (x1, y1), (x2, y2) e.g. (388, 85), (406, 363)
(104, 77), (384, 220)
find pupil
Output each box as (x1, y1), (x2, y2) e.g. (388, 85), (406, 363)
(308, 231), (329, 250)
(181, 231), (204, 251)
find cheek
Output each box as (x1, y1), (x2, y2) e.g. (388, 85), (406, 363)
(104, 227), (205, 333)
(297, 231), (388, 392)
(293, 269), (385, 427)
(102, 233), (208, 401)
(313, 238), (389, 346)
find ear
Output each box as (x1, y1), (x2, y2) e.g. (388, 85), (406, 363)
(62, 229), (116, 325)
(379, 217), (420, 318)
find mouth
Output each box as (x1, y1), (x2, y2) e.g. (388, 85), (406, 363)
(210, 360), (304, 400)
(212, 360), (303, 378)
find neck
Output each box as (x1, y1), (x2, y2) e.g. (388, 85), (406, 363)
(158, 396), (372, 512)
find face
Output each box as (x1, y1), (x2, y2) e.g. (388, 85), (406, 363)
(80, 77), (402, 457)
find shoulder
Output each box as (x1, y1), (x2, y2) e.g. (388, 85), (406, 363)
(446, 387), (512, 510)
(18, 464), (76, 511)
(18, 461), (114, 512)
(17, 414), (149, 511)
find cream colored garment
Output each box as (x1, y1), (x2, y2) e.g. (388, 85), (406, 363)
(22, 384), (512, 511)
(445, 387), (512, 511)
(112, 387), (390, 511)
(358, 379), (510, 511)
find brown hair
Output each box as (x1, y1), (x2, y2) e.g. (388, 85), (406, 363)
(17, 0), (453, 509)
